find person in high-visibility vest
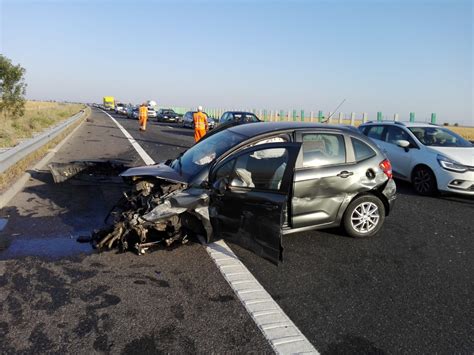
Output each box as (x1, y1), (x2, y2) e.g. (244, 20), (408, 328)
(193, 106), (208, 142)
(139, 103), (148, 131)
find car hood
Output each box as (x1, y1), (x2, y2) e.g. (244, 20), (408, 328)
(120, 163), (189, 185)
(426, 146), (474, 166)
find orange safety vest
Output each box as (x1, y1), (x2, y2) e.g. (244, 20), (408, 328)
(193, 112), (208, 130)
(139, 106), (148, 120)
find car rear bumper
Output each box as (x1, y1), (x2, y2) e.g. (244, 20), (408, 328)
(382, 178), (397, 214)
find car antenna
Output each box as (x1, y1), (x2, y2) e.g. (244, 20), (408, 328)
(322, 98), (346, 123)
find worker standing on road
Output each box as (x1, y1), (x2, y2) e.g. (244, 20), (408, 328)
(139, 103), (148, 131)
(193, 106), (208, 142)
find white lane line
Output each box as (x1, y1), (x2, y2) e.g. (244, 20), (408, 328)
(100, 110), (318, 354)
(100, 109), (155, 165)
(205, 239), (318, 355)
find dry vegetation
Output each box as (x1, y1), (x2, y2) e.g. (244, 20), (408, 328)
(0, 101), (85, 148)
(448, 126), (474, 141)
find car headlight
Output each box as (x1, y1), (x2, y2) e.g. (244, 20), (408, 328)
(437, 154), (468, 173)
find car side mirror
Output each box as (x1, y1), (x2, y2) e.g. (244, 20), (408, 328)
(212, 177), (229, 196)
(396, 140), (411, 151)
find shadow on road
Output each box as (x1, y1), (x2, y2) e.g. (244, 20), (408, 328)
(0, 171), (125, 260)
(395, 179), (474, 205)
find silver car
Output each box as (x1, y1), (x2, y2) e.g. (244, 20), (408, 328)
(119, 122), (396, 263)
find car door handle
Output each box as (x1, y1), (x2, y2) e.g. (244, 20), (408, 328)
(337, 171), (354, 178)
(262, 202), (279, 211)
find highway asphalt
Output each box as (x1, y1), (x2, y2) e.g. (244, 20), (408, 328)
(0, 108), (472, 353)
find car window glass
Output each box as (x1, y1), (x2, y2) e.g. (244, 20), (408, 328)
(302, 133), (346, 167)
(220, 113), (228, 122)
(245, 114), (259, 122)
(214, 159), (235, 181)
(228, 148), (289, 191)
(366, 126), (384, 140)
(385, 126), (410, 145)
(351, 138), (376, 161)
(408, 127), (472, 147)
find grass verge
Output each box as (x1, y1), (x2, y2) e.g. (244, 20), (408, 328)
(0, 101), (85, 148)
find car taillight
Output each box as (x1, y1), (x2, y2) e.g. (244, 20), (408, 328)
(379, 159), (393, 179)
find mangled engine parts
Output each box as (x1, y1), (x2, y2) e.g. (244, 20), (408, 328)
(49, 160), (210, 255)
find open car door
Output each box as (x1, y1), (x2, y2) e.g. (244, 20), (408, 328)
(208, 142), (301, 264)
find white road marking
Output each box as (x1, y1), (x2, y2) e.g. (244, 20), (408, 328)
(101, 109), (318, 354)
(204, 239), (318, 355)
(100, 110), (155, 165)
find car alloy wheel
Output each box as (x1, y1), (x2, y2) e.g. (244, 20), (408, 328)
(343, 195), (385, 238)
(350, 201), (380, 234)
(412, 166), (436, 196)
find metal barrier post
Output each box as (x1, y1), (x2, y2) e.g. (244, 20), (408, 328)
(377, 112), (383, 122)
(350, 112), (355, 126)
(410, 112), (415, 122)
(431, 113), (436, 124)
(338, 112), (343, 124)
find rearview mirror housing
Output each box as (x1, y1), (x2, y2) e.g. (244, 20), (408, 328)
(212, 177), (229, 196)
(396, 140), (410, 148)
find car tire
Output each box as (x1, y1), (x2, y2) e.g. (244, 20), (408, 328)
(343, 195), (385, 238)
(412, 165), (437, 196)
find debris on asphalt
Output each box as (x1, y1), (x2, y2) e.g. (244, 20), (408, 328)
(48, 160), (129, 184)
(49, 161), (210, 255)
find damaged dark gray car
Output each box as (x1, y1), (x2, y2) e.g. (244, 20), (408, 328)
(51, 122), (396, 264)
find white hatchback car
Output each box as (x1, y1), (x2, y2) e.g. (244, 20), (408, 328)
(359, 122), (474, 196)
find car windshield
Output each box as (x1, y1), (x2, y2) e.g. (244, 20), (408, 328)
(408, 127), (472, 147)
(163, 110), (174, 114)
(170, 129), (247, 179)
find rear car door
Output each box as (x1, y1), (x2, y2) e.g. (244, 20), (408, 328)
(208, 142), (301, 264)
(292, 131), (357, 228)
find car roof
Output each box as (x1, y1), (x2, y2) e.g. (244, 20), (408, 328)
(226, 121), (360, 138)
(360, 121), (438, 128)
(225, 111), (257, 115)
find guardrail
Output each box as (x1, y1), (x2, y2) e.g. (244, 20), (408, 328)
(0, 110), (86, 174)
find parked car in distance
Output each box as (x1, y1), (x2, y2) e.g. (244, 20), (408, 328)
(121, 122), (396, 264)
(181, 111), (215, 129)
(156, 109), (182, 123)
(201, 111), (262, 142)
(115, 103), (126, 115)
(359, 121), (474, 196)
(127, 106), (139, 119)
(147, 107), (157, 119)
(218, 111), (261, 127)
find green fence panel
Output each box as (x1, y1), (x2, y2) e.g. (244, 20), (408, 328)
(431, 113), (436, 124)
(279, 110), (284, 121)
(318, 110), (323, 123)
(410, 112), (415, 122)
(377, 112), (382, 122)
(300, 110), (304, 122)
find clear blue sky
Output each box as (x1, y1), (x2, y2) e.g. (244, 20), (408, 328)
(1, 0), (472, 124)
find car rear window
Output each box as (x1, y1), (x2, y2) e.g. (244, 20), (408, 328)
(302, 133), (346, 167)
(351, 137), (376, 162)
